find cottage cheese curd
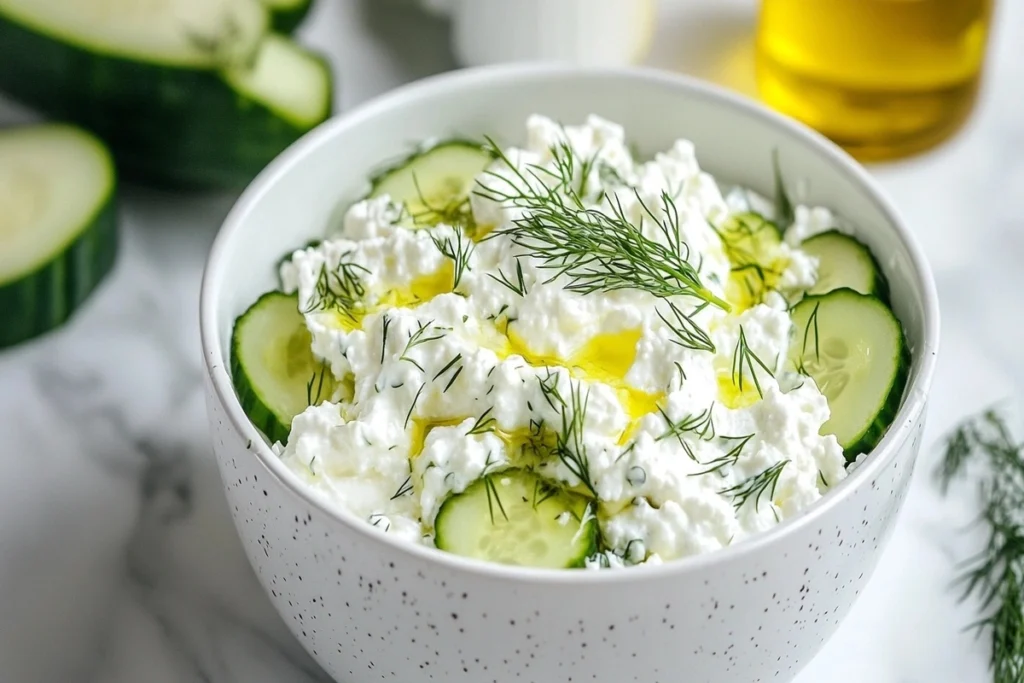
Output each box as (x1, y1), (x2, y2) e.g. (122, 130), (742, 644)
(274, 114), (847, 567)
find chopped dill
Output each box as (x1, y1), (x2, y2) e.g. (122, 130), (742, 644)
(553, 380), (597, 497)
(731, 326), (775, 399)
(693, 433), (755, 476)
(302, 257), (370, 323)
(721, 460), (788, 511)
(935, 407), (1024, 682)
(467, 407), (497, 436)
(306, 363), (331, 406)
(484, 474), (509, 524)
(431, 228), (474, 290)
(772, 148), (795, 228)
(488, 257), (529, 297)
(399, 320), (448, 371)
(404, 383), (425, 429)
(391, 475), (414, 500)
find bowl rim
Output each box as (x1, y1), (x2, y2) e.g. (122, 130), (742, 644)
(199, 62), (940, 584)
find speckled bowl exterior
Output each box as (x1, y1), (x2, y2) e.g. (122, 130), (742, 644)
(200, 66), (939, 683)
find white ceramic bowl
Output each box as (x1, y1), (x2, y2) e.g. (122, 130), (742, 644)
(200, 65), (939, 683)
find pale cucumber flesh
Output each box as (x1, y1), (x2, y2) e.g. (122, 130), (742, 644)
(0, 0), (267, 67)
(370, 142), (494, 226)
(0, 124), (114, 285)
(802, 230), (885, 298)
(434, 469), (598, 568)
(230, 291), (336, 444)
(222, 33), (331, 128)
(787, 288), (908, 458)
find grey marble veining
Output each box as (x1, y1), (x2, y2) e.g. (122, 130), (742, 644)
(0, 0), (1020, 681)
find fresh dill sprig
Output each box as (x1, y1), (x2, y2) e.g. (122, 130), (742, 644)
(390, 475), (414, 500)
(488, 257), (529, 297)
(302, 258), (370, 323)
(483, 474), (509, 525)
(800, 301), (822, 362)
(379, 314), (391, 364)
(467, 407), (497, 436)
(721, 460), (788, 511)
(404, 383), (425, 429)
(673, 361), (687, 387)
(537, 370), (567, 414)
(531, 477), (559, 509)
(432, 353), (464, 393)
(431, 229), (474, 290)
(475, 137), (729, 351)
(597, 162), (629, 189)
(368, 513), (391, 532)
(656, 300), (715, 353)
(553, 380), (597, 497)
(731, 326), (775, 398)
(656, 404), (716, 451)
(443, 366), (464, 392)
(399, 320), (448, 372)
(693, 433), (755, 476)
(306, 363), (331, 406)
(935, 407), (1024, 682)
(772, 148), (795, 228)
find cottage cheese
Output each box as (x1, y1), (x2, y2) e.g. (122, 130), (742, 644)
(275, 114), (847, 567)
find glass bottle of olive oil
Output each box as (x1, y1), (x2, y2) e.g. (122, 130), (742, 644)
(755, 0), (994, 160)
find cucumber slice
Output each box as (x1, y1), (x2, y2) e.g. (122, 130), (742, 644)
(369, 141), (494, 228)
(0, 0), (267, 67)
(230, 291), (336, 445)
(434, 469), (599, 568)
(0, 124), (118, 349)
(261, 0), (313, 32)
(786, 288), (910, 459)
(0, 1), (333, 189)
(802, 230), (888, 299)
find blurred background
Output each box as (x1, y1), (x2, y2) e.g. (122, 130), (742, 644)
(0, 1), (1018, 682)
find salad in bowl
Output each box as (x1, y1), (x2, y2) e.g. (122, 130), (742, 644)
(229, 113), (909, 570)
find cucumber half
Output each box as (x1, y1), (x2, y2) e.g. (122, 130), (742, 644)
(369, 141), (494, 229)
(261, 0), (314, 32)
(802, 230), (888, 299)
(434, 469), (599, 568)
(0, 124), (118, 349)
(230, 291), (336, 445)
(787, 288), (910, 459)
(0, 0), (333, 188)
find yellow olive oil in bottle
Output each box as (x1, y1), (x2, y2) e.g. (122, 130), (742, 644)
(755, 0), (993, 160)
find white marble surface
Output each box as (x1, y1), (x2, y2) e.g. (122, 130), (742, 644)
(0, 0), (1019, 681)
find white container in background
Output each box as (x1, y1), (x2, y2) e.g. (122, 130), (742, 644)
(450, 0), (656, 67)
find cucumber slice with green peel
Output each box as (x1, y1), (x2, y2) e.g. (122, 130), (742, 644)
(369, 141), (494, 228)
(230, 291), (337, 445)
(260, 0), (314, 32)
(786, 288), (910, 460)
(802, 230), (888, 299)
(0, 0), (333, 189)
(0, 124), (118, 349)
(434, 469), (599, 568)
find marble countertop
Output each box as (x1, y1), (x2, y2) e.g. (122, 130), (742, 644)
(0, 1), (1019, 681)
